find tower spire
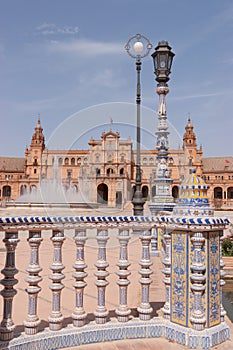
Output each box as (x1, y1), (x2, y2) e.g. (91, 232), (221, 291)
(30, 115), (45, 150)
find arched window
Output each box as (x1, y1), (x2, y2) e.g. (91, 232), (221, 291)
(120, 154), (125, 162)
(77, 158), (81, 165)
(172, 186), (179, 199)
(30, 185), (37, 194)
(142, 185), (149, 199)
(71, 158), (75, 165)
(149, 158), (154, 165)
(143, 158), (147, 165)
(65, 158), (69, 165)
(84, 157), (88, 165)
(67, 169), (72, 178)
(96, 154), (100, 162)
(107, 168), (114, 176)
(227, 187), (233, 199)
(20, 185), (27, 196)
(97, 183), (108, 204)
(96, 168), (100, 176)
(58, 158), (63, 166)
(169, 157), (174, 165)
(120, 168), (124, 176)
(3, 185), (11, 197)
(214, 187), (223, 199)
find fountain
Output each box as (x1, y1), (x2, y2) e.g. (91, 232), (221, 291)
(8, 157), (98, 210)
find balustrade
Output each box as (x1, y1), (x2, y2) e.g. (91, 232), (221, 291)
(0, 215), (230, 349)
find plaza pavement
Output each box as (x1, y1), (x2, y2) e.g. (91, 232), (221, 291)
(0, 203), (232, 349)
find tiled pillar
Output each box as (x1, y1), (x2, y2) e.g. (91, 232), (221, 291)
(24, 230), (43, 335)
(72, 229), (87, 327)
(48, 229), (65, 331)
(168, 226), (230, 348)
(0, 231), (19, 341)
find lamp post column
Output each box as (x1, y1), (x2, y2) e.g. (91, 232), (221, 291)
(149, 41), (175, 216)
(125, 34), (152, 216)
(133, 59), (144, 215)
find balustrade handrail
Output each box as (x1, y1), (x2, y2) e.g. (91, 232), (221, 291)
(0, 214), (229, 231)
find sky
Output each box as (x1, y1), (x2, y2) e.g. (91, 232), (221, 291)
(1, 0), (233, 157)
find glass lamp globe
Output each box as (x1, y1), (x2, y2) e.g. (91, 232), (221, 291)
(133, 41), (143, 53)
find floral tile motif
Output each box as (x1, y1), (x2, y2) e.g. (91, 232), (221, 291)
(171, 232), (188, 326)
(208, 231), (220, 327)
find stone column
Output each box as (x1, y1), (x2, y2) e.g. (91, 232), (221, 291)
(161, 229), (171, 319)
(48, 229), (65, 331)
(116, 229), (131, 322)
(190, 232), (206, 330)
(94, 229), (109, 324)
(137, 229), (153, 320)
(0, 231), (19, 341)
(24, 230), (43, 335)
(72, 229), (87, 327)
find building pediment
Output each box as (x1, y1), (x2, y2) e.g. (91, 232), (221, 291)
(101, 129), (120, 140)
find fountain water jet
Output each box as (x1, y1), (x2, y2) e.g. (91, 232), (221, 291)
(11, 157), (98, 209)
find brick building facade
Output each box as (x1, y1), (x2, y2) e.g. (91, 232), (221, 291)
(0, 117), (233, 210)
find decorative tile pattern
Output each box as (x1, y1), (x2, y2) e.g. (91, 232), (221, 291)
(0, 318), (229, 350)
(0, 215), (230, 228)
(171, 231), (188, 326)
(208, 231), (220, 327)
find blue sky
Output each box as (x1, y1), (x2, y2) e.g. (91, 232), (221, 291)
(1, 0), (233, 157)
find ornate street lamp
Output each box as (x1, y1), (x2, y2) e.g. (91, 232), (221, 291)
(149, 41), (175, 216)
(125, 34), (152, 215)
(151, 41), (175, 83)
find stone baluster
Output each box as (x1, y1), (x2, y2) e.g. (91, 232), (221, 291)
(48, 229), (65, 331)
(190, 232), (206, 330)
(150, 227), (159, 256)
(137, 229), (153, 320)
(116, 229), (131, 322)
(24, 230), (43, 335)
(220, 233), (227, 322)
(0, 231), (19, 341)
(161, 229), (171, 319)
(94, 229), (109, 324)
(72, 229), (87, 327)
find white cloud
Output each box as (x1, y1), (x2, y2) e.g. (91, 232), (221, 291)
(79, 69), (126, 89)
(36, 23), (79, 35)
(48, 38), (123, 56)
(171, 91), (224, 101)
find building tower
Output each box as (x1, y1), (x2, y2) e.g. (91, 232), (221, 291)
(25, 116), (45, 181)
(183, 117), (202, 177)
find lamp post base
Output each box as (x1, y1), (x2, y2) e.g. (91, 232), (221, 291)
(132, 190), (145, 216)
